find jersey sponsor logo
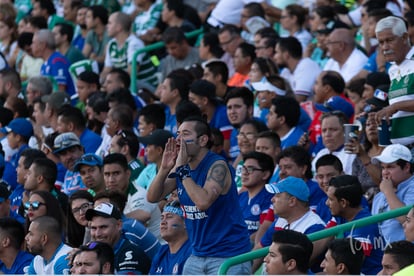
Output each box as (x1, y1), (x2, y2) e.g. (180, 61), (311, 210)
(125, 250), (133, 261)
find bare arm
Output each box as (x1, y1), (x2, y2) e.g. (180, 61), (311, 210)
(381, 178), (406, 224)
(82, 43), (92, 58)
(125, 209), (151, 224)
(376, 100), (414, 124)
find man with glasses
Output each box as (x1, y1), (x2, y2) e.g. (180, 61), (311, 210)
(375, 16), (414, 146)
(73, 153), (106, 195)
(323, 28), (368, 82)
(53, 132), (86, 195)
(238, 151), (274, 243)
(71, 241), (114, 274)
(218, 24), (243, 77)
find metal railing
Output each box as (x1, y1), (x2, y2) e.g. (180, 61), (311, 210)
(218, 205), (412, 275)
(130, 28), (204, 93)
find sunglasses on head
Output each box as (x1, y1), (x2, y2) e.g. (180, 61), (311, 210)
(24, 201), (45, 210)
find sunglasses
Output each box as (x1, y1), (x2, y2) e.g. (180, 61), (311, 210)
(24, 201), (45, 210)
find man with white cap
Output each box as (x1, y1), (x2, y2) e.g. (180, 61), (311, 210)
(372, 143), (414, 242)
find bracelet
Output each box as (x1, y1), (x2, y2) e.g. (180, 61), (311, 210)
(168, 164), (191, 180)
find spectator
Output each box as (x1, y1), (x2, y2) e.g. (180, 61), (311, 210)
(103, 153), (161, 240)
(149, 200), (192, 274)
(85, 202), (151, 274)
(31, 29), (75, 96)
(70, 241), (114, 274)
(52, 22), (85, 64)
(255, 131), (281, 184)
(0, 217), (33, 274)
(326, 175), (383, 274)
(56, 105), (102, 154)
(321, 238), (364, 275)
(404, 205), (414, 242)
(274, 37), (321, 102)
(131, 0), (162, 38)
(378, 241), (414, 275)
(375, 16), (414, 146)
(203, 60), (231, 100)
(72, 5), (88, 51)
(198, 32), (225, 64)
(67, 190), (94, 247)
(75, 71), (100, 110)
(0, 69), (22, 110)
(31, 0), (65, 30)
(26, 76), (53, 108)
(40, 91), (71, 132)
(240, 3), (269, 44)
(25, 216), (72, 274)
(53, 132), (86, 195)
(147, 116), (252, 274)
(109, 130), (145, 184)
(323, 28), (368, 82)
(228, 42), (256, 87)
(218, 24), (242, 77)
(264, 229), (313, 275)
(73, 153), (106, 195)
(239, 151), (274, 242)
(372, 144), (414, 242)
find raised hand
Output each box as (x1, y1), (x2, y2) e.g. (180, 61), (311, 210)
(160, 137), (178, 171)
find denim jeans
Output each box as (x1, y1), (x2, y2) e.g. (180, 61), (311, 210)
(182, 255), (251, 275)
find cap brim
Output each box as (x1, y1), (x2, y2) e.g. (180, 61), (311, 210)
(0, 127), (10, 134)
(73, 161), (100, 172)
(137, 135), (155, 145)
(53, 144), (80, 154)
(366, 98), (388, 108)
(372, 155), (396, 164)
(265, 184), (279, 194)
(315, 103), (331, 113)
(85, 209), (112, 221)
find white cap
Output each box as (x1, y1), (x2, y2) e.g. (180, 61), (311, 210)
(373, 144), (412, 164)
(252, 79), (286, 96)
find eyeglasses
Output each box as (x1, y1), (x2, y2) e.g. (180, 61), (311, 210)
(241, 165), (264, 174)
(72, 202), (93, 215)
(220, 37), (235, 47)
(237, 132), (256, 140)
(24, 201), (45, 210)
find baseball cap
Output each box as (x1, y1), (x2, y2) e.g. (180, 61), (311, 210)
(265, 176), (310, 202)
(85, 202), (122, 221)
(53, 132), (81, 154)
(373, 144), (412, 164)
(138, 129), (174, 149)
(252, 78), (286, 96)
(41, 92), (71, 110)
(366, 87), (389, 110)
(315, 96), (354, 120)
(365, 72), (390, 90)
(0, 181), (10, 203)
(0, 118), (33, 138)
(73, 153), (103, 172)
(189, 80), (217, 102)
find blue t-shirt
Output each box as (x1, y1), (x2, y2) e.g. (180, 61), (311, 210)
(80, 128), (102, 154)
(238, 187), (274, 236)
(210, 104), (232, 133)
(149, 239), (192, 275)
(372, 175), (414, 242)
(163, 105), (177, 135)
(9, 184), (25, 223)
(41, 51), (75, 97)
(281, 127), (305, 149)
(229, 128), (240, 163)
(62, 170), (85, 196)
(363, 51), (391, 73)
(0, 250), (33, 274)
(176, 151), (251, 257)
(307, 179), (326, 211)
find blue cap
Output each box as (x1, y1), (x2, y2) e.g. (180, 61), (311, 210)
(53, 132), (81, 154)
(265, 176), (310, 202)
(73, 153), (103, 172)
(315, 96), (354, 120)
(0, 118), (33, 138)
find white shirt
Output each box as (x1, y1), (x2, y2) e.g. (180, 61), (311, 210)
(323, 48), (368, 82)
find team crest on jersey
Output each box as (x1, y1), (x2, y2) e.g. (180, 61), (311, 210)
(251, 204), (261, 216)
(172, 263), (179, 274)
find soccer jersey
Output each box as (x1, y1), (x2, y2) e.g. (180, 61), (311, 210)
(114, 236), (151, 274)
(27, 243), (72, 274)
(149, 239), (192, 275)
(41, 52), (75, 97)
(0, 250), (33, 274)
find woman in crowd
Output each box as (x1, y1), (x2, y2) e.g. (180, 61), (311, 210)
(67, 190), (94, 247)
(280, 4), (312, 52)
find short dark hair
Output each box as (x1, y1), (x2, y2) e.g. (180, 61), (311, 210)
(244, 2), (265, 18)
(88, 5), (108, 25)
(108, 104), (134, 130)
(321, 71), (345, 94)
(176, 100), (202, 125)
(285, 4), (308, 26)
(0, 68), (21, 91)
(237, 42), (256, 61)
(32, 158), (58, 189)
(241, 119), (268, 135)
(328, 238), (364, 275)
(201, 33), (224, 58)
(165, 0), (185, 18)
(225, 87), (254, 108)
(321, 111), (349, 126)
(77, 242), (115, 274)
(106, 88), (136, 111)
(182, 116), (213, 148)
(256, 131), (281, 149)
(28, 16), (48, 29)
(243, 151), (275, 182)
(255, 26), (278, 39)
(329, 175), (363, 208)
(277, 37), (302, 59)
(94, 190), (127, 212)
(205, 61), (228, 84)
(218, 24), (240, 36)
(384, 241), (414, 271)
(271, 229), (313, 273)
(103, 153), (129, 171)
(108, 68), (130, 88)
(166, 69), (193, 101)
(20, 149), (46, 169)
(138, 104), (165, 129)
(54, 22), (74, 42)
(34, 0), (56, 15)
(271, 96), (300, 128)
(0, 217), (26, 249)
(277, 146), (312, 180)
(57, 105), (86, 130)
(162, 27), (187, 44)
(315, 154), (343, 172)
(115, 130), (139, 158)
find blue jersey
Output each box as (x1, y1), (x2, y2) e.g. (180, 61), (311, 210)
(9, 184), (25, 223)
(122, 216), (161, 260)
(176, 151), (251, 257)
(307, 179), (326, 211)
(80, 128), (102, 154)
(149, 239), (192, 275)
(229, 128), (240, 163)
(41, 51), (75, 97)
(238, 187), (274, 235)
(114, 236), (151, 274)
(163, 105), (177, 135)
(0, 250), (33, 274)
(3, 144), (29, 190)
(210, 105), (233, 136)
(281, 127), (305, 149)
(62, 170), (85, 196)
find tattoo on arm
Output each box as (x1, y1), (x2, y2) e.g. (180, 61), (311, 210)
(207, 163), (227, 189)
